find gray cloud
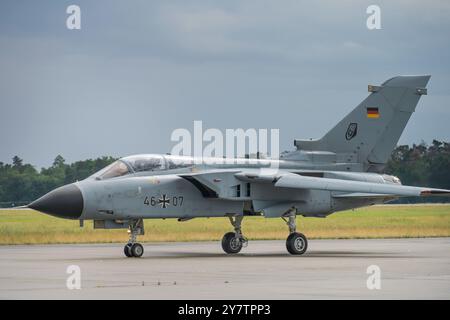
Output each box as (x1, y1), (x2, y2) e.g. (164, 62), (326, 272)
(0, 0), (449, 168)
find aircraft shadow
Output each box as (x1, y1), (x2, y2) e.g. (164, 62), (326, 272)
(58, 250), (416, 262)
(70, 250), (412, 260)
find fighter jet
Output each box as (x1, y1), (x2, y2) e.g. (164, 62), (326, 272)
(28, 75), (450, 257)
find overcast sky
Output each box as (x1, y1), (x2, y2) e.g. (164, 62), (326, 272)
(1, 0), (449, 168)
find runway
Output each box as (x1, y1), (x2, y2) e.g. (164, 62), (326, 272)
(0, 238), (449, 299)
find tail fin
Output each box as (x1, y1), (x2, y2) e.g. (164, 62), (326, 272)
(294, 75), (431, 172)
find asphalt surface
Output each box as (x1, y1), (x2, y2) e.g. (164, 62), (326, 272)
(0, 238), (449, 299)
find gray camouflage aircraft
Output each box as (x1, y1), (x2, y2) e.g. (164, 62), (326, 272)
(28, 75), (450, 257)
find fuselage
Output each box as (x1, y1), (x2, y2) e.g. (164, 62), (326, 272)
(28, 154), (399, 222)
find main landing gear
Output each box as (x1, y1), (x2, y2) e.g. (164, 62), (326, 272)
(221, 215), (248, 254)
(220, 211), (308, 255)
(124, 219), (145, 258)
(282, 210), (308, 255)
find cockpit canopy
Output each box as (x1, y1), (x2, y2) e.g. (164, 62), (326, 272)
(123, 154), (164, 173)
(92, 154), (193, 180)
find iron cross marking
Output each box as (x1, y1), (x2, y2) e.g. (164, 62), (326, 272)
(158, 194), (170, 208)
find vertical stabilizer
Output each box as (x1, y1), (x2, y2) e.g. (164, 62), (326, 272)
(294, 75), (430, 172)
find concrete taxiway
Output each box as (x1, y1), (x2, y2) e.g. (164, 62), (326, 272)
(0, 238), (449, 299)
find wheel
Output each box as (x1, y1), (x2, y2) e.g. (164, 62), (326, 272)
(124, 243), (132, 257)
(286, 232), (308, 255)
(221, 232), (243, 254)
(131, 243), (144, 258)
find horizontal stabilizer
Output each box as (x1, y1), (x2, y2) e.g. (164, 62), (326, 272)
(274, 174), (450, 197)
(332, 193), (396, 199)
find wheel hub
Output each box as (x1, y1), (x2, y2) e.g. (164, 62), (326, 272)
(294, 237), (305, 251)
(230, 237), (241, 250)
(134, 245), (143, 256)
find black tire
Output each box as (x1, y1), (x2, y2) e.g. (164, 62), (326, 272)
(131, 243), (144, 258)
(286, 232), (308, 255)
(221, 232), (243, 254)
(124, 243), (133, 257)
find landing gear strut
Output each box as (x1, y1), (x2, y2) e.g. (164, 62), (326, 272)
(222, 215), (248, 254)
(282, 210), (308, 255)
(124, 219), (145, 258)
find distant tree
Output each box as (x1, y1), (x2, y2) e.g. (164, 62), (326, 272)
(12, 156), (23, 168)
(427, 140), (450, 189)
(52, 155), (65, 168)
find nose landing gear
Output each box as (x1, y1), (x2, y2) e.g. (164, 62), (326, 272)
(124, 219), (145, 258)
(221, 215), (248, 254)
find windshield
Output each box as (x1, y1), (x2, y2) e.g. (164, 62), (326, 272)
(96, 160), (131, 180)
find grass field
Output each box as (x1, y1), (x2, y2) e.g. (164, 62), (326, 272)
(0, 205), (449, 245)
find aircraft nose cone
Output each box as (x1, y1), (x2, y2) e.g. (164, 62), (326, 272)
(28, 184), (84, 219)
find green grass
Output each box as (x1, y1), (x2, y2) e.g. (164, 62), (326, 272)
(0, 205), (449, 244)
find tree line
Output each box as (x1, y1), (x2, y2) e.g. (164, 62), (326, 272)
(384, 140), (450, 203)
(0, 140), (449, 206)
(0, 155), (116, 206)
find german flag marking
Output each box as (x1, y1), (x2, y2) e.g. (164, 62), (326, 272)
(367, 107), (379, 119)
